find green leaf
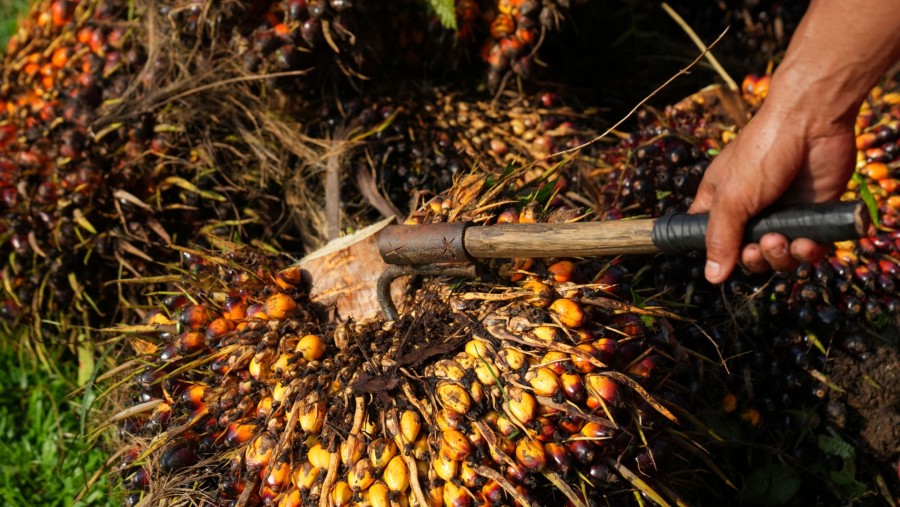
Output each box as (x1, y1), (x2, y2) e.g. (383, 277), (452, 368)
(739, 464), (801, 505)
(851, 173), (881, 227)
(817, 434), (855, 460)
(424, 0), (457, 31)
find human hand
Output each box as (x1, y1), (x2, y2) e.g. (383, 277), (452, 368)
(688, 101), (856, 283)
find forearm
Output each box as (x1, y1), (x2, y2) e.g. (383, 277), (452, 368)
(765, 0), (900, 125)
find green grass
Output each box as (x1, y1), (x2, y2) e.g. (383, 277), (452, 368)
(0, 338), (121, 507)
(0, 0), (31, 53)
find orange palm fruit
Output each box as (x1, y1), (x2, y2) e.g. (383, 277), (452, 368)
(520, 279), (552, 309)
(292, 460), (320, 491)
(547, 260), (577, 283)
(367, 480), (391, 507)
(348, 457), (375, 491)
(442, 480), (473, 507)
(433, 451), (458, 482)
(526, 367), (562, 397)
(264, 293), (298, 319)
(368, 437), (397, 471)
(399, 409), (421, 444)
(441, 429), (472, 461)
(295, 334), (325, 361)
(505, 387), (536, 425)
(515, 438), (547, 471)
(383, 455), (409, 493)
(549, 298), (584, 328)
(436, 381), (472, 415)
(331, 481), (353, 506)
(245, 432), (277, 470)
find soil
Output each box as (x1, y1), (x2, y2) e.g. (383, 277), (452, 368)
(827, 341), (900, 461)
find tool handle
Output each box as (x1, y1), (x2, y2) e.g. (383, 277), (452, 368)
(379, 201), (869, 263)
(464, 220), (658, 258)
(651, 200), (869, 254)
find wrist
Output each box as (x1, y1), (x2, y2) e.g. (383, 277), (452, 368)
(763, 62), (865, 129)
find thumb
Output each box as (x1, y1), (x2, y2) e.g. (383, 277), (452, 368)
(703, 195), (753, 284)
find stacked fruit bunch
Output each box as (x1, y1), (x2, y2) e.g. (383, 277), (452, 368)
(593, 78), (900, 332)
(321, 86), (604, 219)
(666, 0), (809, 75)
(478, 0), (586, 90)
(582, 79), (900, 502)
(112, 172), (713, 507)
(0, 0), (148, 323)
(0, 0), (306, 332)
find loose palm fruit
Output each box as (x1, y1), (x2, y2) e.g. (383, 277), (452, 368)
(549, 298), (584, 328)
(526, 367), (562, 397)
(433, 452), (458, 482)
(368, 480), (391, 507)
(368, 437), (398, 471)
(441, 429), (472, 461)
(436, 380), (473, 415)
(348, 457), (376, 491)
(523, 280), (553, 308)
(515, 438), (547, 471)
(332, 481), (353, 507)
(547, 260), (577, 283)
(383, 455), (409, 493)
(296, 334), (326, 360)
(399, 410), (421, 444)
(264, 293), (298, 319)
(292, 460), (320, 491)
(505, 387), (536, 425)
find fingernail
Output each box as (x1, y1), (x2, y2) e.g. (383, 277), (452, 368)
(705, 260), (722, 282)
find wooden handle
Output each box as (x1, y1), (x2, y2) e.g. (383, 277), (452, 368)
(378, 201), (869, 265)
(464, 220), (659, 258)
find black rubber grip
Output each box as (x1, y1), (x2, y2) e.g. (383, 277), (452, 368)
(651, 201), (868, 254)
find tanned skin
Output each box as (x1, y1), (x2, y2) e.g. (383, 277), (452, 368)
(689, 0), (900, 284)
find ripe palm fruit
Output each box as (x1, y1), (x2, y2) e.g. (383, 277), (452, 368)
(311, 85), (604, 221)
(110, 165), (703, 507)
(0, 0), (308, 335)
(583, 75), (900, 504)
(479, 0), (588, 90)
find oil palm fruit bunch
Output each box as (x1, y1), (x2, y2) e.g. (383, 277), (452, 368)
(0, 0), (149, 326)
(580, 79), (900, 503)
(478, 0), (587, 91)
(664, 0), (809, 76)
(110, 170), (722, 506)
(592, 76), (900, 333)
(315, 86), (605, 221)
(0, 0), (306, 336)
